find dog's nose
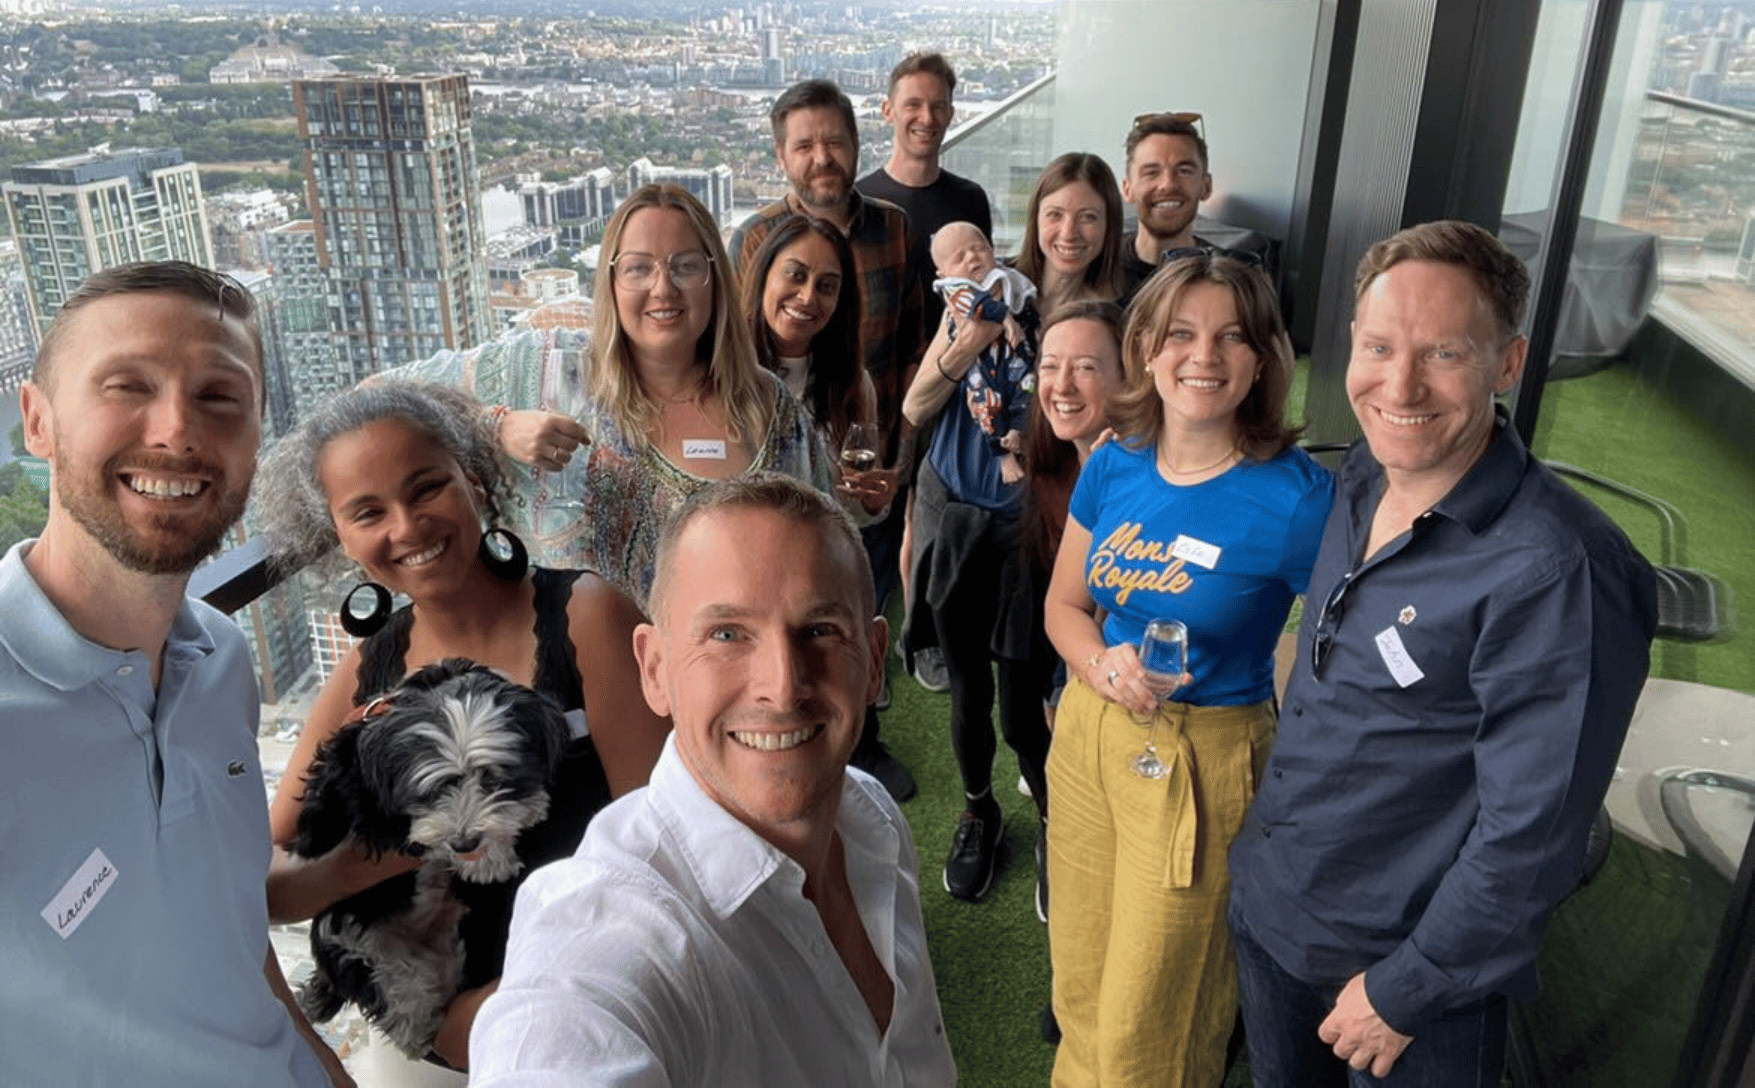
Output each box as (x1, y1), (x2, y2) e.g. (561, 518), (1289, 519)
(450, 834), (482, 855)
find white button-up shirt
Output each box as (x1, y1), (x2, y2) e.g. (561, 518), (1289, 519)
(470, 737), (957, 1087)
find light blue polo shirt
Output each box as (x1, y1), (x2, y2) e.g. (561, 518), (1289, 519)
(0, 541), (326, 1087)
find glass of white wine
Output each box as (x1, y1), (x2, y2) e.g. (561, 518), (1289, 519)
(840, 422), (880, 473)
(1131, 619), (1188, 779)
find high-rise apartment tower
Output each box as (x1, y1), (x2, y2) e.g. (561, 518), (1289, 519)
(4, 146), (212, 338)
(293, 76), (491, 375)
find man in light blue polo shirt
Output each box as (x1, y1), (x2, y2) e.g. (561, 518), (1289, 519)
(1, 262), (347, 1086)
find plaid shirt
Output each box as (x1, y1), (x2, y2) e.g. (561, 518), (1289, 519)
(732, 191), (926, 461)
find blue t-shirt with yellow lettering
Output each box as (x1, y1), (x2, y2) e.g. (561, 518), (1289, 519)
(1070, 439), (1335, 706)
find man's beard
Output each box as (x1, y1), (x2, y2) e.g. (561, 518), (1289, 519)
(795, 167), (850, 211)
(56, 448), (249, 575)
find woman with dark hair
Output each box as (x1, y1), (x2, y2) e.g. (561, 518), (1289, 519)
(742, 214), (892, 516)
(1042, 254), (1334, 1087)
(255, 380), (669, 1081)
(899, 153), (1127, 904)
(1013, 152), (1127, 311)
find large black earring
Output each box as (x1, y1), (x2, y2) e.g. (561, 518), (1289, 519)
(338, 581), (393, 639)
(479, 527), (529, 582)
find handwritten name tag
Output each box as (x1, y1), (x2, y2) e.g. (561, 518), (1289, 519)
(1170, 535), (1222, 570)
(682, 439), (727, 461)
(42, 848), (118, 940)
(1374, 626), (1426, 688)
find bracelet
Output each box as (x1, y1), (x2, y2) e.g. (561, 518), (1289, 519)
(935, 355), (956, 382)
(485, 404), (509, 443)
(1086, 650), (1104, 671)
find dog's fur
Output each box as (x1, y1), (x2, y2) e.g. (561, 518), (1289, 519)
(290, 658), (570, 1057)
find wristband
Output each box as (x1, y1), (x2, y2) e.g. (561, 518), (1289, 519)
(936, 355), (956, 382)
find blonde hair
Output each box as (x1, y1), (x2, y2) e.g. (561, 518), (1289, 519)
(589, 184), (771, 445)
(1110, 253), (1300, 461)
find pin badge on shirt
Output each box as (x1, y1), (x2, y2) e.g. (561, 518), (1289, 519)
(1398, 605), (1416, 626)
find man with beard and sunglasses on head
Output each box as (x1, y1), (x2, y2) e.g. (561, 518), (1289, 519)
(1118, 111), (1215, 307)
(1, 262), (349, 1087)
(733, 77), (926, 804)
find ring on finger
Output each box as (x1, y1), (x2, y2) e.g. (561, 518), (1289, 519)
(1107, 670), (1119, 686)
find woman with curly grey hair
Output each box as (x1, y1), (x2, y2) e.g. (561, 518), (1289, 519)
(253, 379), (669, 1079)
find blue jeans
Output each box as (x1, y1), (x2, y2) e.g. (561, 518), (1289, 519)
(1229, 908), (1507, 1088)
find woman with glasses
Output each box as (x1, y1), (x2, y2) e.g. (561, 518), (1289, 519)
(1040, 254), (1334, 1088)
(403, 185), (831, 601)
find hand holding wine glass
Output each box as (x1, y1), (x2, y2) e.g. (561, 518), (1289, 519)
(1130, 619), (1189, 780)
(836, 423), (894, 513)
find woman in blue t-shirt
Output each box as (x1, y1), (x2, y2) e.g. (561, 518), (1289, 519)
(1042, 252), (1336, 1088)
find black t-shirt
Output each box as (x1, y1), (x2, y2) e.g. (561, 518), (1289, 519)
(857, 166), (994, 332)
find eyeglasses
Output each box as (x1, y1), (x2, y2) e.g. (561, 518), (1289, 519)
(1132, 110), (1204, 138)
(1159, 244), (1264, 269)
(1308, 571), (1355, 677)
(610, 251), (713, 291)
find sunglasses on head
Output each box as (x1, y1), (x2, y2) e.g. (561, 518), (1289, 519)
(1132, 110), (1204, 138)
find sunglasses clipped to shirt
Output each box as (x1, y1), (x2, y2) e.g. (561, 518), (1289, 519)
(1158, 244), (1265, 269)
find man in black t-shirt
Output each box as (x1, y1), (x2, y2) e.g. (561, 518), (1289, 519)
(858, 52), (994, 335)
(1118, 112), (1213, 306)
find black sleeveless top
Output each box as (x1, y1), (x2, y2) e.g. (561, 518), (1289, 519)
(351, 566), (614, 988)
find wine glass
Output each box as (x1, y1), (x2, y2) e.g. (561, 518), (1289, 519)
(840, 423), (880, 473)
(1130, 619), (1188, 779)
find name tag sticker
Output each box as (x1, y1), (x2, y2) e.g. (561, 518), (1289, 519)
(1171, 535), (1222, 570)
(1375, 626), (1426, 688)
(681, 439), (727, 461)
(42, 848), (118, 940)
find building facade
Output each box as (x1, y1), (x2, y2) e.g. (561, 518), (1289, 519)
(3, 146), (213, 339)
(294, 75), (492, 375)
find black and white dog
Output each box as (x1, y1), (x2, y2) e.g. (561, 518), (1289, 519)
(290, 658), (571, 1057)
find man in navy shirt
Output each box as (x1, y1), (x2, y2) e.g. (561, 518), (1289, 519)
(1228, 221), (1656, 1087)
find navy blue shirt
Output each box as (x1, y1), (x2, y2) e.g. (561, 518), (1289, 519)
(1229, 413), (1656, 1033)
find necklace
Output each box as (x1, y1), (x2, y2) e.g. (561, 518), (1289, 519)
(1159, 442), (1239, 477)
(644, 376), (703, 406)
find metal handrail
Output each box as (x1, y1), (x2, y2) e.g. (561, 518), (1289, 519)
(939, 70), (1056, 154)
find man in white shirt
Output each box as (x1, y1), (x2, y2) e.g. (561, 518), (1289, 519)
(470, 473), (957, 1087)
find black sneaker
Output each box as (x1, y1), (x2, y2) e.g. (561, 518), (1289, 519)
(849, 737), (916, 802)
(1034, 827), (1049, 924)
(912, 647), (950, 692)
(943, 803), (1002, 901)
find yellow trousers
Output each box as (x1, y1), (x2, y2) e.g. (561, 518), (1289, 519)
(1046, 678), (1275, 1088)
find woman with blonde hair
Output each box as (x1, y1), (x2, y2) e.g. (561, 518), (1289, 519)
(393, 184), (830, 601)
(1042, 253), (1334, 1087)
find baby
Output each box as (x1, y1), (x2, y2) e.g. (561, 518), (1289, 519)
(930, 221), (1038, 484)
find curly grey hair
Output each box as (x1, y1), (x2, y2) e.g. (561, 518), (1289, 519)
(254, 379), (514, 576)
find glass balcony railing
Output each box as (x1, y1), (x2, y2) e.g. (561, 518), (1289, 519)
(1619, 90), (1755, 391)
(939, 71), (1056, 257)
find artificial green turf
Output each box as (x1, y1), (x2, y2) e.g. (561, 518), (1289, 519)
(876, 642), (1059, 1087)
